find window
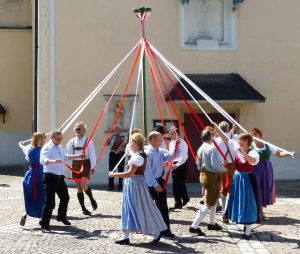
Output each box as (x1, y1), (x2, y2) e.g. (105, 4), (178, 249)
(0, 0), (32, 28)
(179, 0), (237, 50)
(104, 95), (137, 133)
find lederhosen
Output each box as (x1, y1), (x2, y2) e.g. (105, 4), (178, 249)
(71, 138), (91, 179)
(219, 138), (236, 196)
(199, 146), (220, 207)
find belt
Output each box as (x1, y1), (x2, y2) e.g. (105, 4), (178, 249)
(44, 172), (65, 179)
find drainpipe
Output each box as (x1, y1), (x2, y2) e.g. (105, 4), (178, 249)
(33, 0), (38, 132)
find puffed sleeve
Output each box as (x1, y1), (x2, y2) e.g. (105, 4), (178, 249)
(248, 150), (260, 165)
(127, 155), (144, 167)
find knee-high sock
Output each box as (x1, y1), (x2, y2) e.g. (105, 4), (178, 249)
(220, 196), (227, 214)
(77, 192), (86, 210)
(84, 186), (95, 201)
(191, 205), (210, 228)
(244, 225), (251, 236)
(122, 230), (130, 240)
(209, 205), (216, 225)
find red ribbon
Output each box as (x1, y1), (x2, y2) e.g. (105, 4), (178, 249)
(29, 163), (41, 201)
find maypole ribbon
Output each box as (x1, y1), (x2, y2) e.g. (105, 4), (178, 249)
(150, 43), (294, 156)
(111, 41), (145, 173)
(145, 41), (197, 161)
(95, 46), (142, 166)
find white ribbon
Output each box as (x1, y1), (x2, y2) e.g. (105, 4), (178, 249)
(111, 41), (144, 172)
(22, 41), (141, 144)
(149, 42), (294, 157)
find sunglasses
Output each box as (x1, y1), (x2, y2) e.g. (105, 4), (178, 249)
(75, 128), (81, 131)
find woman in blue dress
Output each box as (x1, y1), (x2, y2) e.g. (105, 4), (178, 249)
(109, 132), (167, 245)
(18, 132), (46, 226)
(215, 124), (260, 240)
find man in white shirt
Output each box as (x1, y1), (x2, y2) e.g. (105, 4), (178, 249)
(65, 122), (97, 216)
(215, 121), (239, 223)
(40, 130), (81, 233)
(169, 127), (190, 209)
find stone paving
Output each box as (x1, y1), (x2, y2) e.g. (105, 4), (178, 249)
(0, 173), (300, 254)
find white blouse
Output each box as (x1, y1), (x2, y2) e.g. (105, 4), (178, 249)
(127, 154), (144, 167)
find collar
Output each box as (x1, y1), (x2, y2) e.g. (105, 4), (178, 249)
(75, 135), (86, 142)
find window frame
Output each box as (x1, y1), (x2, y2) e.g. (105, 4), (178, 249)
(179, 0), (237, 51)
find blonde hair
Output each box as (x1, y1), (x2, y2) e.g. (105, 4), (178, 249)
(131, 133), (145, 150)
(31, 132), (46, 147)
(238, 133), (253, 146)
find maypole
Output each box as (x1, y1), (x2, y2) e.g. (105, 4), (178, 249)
(134, 7), (151, 135)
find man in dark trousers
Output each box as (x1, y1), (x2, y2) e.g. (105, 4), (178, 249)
(107, 125), (126, 191)
(169, 126), (190, 209)
(144, 131), (180, 238)
(40, 130), (81, 233)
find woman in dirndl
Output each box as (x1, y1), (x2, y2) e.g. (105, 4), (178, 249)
(18, 132), (46, 226)
(109, 132), (167, 245)
(214, 125), (260, 240)
(250, 128), (294, 220)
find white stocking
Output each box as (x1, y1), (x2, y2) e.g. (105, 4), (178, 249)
(191, 205), (210, 228)
(209, 205), (216, 225)
(122, 230), (130, 240)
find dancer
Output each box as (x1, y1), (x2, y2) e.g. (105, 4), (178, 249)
(215, 124), (260, 240)
(18, 132), (46, 226)
(189, 129), (224, 236)
(107, 125), (126, 191)
(144, 131), (180, 238)
(65, 121), (97, 215)
(109, 133), (167, 245)
(169, 126), (190, 209)
(40, 130), (82, 233)
(250, 128), (294, 220)
(215, 121), (239, 223)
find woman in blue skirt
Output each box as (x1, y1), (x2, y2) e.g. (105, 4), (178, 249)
(215, 125), (259, 240)
(18, 132), (46, 226)
(109, 132), (167, 245)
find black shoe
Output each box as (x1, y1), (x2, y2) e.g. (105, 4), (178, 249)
(57, 219), (71, 226)
(150, 234), (161, 244)
(115, 238), (130, 245)
(42, 226), (51, 233)
(83, 208), (92, 215)
(108, 186), (114, 191)
(20, 215), (27, 226)
(216, 206), (222, 213)
(241, 234), (251, 240)
(207, 223), (222, 231)
(182, 198), (190, 207)
(91, 199), (98, 210)
(169, 204), (182, 210)
(39, 220), (42, 227)
(118, 185), (123, 191)
(189, 227), (205, 236)
(199, 199), (204, 205)
(160, 230), (175, 238)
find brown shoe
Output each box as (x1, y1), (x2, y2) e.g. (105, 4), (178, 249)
(222, 216), (229, 224)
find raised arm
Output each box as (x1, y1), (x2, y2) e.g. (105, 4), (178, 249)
(275, 150), (295, 158)
(213, 122), (229, 144)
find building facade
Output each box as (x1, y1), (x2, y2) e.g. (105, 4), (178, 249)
(2, 0), (299, 184)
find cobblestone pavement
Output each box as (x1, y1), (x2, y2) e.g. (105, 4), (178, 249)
(0, 174), (300, 254)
